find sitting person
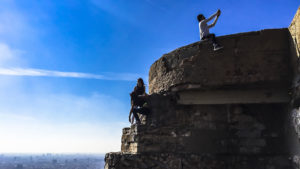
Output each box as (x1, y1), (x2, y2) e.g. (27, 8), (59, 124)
(129, 78), (149, 125)
(198, 9), (223, 51)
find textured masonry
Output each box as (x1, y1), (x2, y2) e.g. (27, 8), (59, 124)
(105, 7), (300, 169)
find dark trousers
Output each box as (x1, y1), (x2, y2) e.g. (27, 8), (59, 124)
(202, 33), (218, 46)
(132, 107), (149, 123)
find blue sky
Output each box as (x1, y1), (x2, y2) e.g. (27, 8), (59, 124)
(0, 0), (298, 153)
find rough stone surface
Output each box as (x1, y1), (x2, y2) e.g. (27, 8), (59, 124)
(105, 152), (292, 169)
(104, 8), (300, 169)
(121, 101), (288, 155)
(287, 7), (300, 159)
(289, 7), (300, 59)
(149, 29), (292, 94)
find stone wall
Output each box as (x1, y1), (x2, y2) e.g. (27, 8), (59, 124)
(104, 7), (300, 169)
(289, 7), (300, 59)
(121, 95), (289, 155)
(105, 153), (292, 169)
(149, 29), (292, 94)
(286, 6), (300, 167)
(290, 7), (300, 140)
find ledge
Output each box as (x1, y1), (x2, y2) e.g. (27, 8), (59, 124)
(149, 29), (293, 94)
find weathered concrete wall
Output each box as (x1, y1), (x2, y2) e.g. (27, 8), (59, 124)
(105, 153), (292, 169)
(289, 7), (300, 59)
(177, 88), (289, 104)
(289, 7), (300, 140)
(121, 95), (288, 155)
(285, 7), (300, 168)
(149, 29), (292, 94)
(105, 8), (300, 169)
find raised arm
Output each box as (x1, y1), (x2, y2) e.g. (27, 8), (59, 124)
(208, 9), (221, 28)
(208, 15), (219, 28)
(202, 10), (219, 24)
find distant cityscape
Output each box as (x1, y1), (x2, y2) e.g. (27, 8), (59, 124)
(0, 154), (104, 169)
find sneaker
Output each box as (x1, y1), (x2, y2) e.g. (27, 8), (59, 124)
(214, 45), (224, 51)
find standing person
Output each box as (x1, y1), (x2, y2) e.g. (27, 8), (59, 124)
(129, 78), (149, 125)
(198, 9), (223, 51)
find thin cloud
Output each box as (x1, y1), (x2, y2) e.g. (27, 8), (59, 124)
(0, 1), (35, 44)
(145, 0), (168, 12)
(90, 0), (137, 24)
(0, 67), (144, 81)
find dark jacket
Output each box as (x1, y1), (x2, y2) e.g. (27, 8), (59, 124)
(130, 86), (146, 107)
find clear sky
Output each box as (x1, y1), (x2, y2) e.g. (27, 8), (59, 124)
(0, 0), (298, 153)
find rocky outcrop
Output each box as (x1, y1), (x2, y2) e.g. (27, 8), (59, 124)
(287, 7), (300, 168)
(149, 29), (292, 94)
(105, 152), (292, 169)
(105, 7), (300, 169)
(120, 96), (289, 155)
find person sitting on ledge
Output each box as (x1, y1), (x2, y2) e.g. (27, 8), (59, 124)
(129, 78), (149, 125)
(198, 9), (223, 51)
